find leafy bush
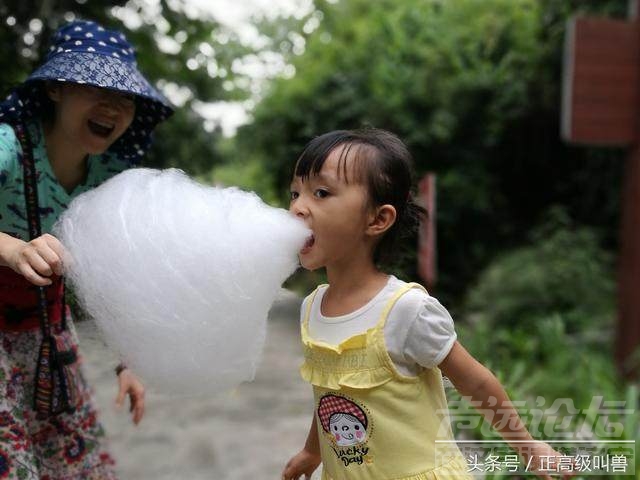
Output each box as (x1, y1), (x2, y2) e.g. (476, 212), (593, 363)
(450, 209), (638, 478)
(464, 207), (615, 334)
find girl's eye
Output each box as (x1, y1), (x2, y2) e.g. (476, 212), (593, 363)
(289, 191), (299, 200)
(314, 189), (329, 198)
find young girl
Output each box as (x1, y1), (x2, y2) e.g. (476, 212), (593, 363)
(282, 129), (573, 480)
(0, 20), (172, 479)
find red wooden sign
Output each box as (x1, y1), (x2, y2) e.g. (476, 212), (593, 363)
(561, 18), (639, 146)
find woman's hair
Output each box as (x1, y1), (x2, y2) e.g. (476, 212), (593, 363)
(294, 128), (426, 265)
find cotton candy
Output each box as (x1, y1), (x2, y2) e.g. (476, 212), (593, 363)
(54, 168), (309, 395)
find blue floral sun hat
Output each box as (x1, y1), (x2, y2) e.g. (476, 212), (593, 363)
(0, 20), (174, 163)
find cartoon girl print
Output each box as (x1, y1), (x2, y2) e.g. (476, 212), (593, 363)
(318, 394), (369, 447)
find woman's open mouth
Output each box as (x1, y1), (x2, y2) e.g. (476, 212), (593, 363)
(300, 235), (315, 254)
(87, 119), (115, 138)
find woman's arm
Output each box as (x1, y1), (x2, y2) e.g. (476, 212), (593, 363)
(439, 341), (574, 479)
(115, 366), (146, 425)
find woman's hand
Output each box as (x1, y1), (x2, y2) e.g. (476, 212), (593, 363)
(115, 367), (146, 425)
(0, 233), (64, 286)
(282, 448), (321, 480)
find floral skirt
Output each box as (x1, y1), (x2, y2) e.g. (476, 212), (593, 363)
(0, 321), (117, 480)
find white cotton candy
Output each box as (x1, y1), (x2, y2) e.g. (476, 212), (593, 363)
(54, 168), (309, 395)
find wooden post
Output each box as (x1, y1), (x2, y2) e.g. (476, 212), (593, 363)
(618, 148), (640, 377)
(561, 0), (640, 379)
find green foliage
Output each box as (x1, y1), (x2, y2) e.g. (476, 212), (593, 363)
(242, 0), (544, 183)
(146, 108), (224, 174)
(464, 207), (615, 334)
(448, 204), (637, 478)
(206, 157), (279, 206)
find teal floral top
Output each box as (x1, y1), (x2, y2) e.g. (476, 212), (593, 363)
(0, 121), (130, 240)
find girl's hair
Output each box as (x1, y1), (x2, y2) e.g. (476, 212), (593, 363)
(294, 128), (426, 265)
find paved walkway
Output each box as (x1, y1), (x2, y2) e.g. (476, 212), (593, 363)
(78, 290), (322, 479)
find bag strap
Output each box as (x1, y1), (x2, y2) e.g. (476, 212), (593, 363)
(14, 123), (54, 336)
(14, 123), (78, 418)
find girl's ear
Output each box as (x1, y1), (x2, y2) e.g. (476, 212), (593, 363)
(366, 204), (396, 237)
(45, 81), (61, 102)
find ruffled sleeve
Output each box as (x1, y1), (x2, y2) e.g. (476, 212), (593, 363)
(402, 293), (457, 369)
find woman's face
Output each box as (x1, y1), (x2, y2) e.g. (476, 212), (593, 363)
(47, 83), (136, 155)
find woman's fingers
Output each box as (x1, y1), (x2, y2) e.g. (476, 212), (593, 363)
(40, 234), (65, 274)
(131, 389), (145, 424)
(18, 260), (52, 286)
(33, 234), (64, 275)
(24, 248), (54, 277)
(35, 244), (63, 276)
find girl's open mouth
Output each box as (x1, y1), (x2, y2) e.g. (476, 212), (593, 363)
(300, 235), (315, 254)
(87, 119), (115, 138)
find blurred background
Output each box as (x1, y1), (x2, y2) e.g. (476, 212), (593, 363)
(1, 0), (638, 478)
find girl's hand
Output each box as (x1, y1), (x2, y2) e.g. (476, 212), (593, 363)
(115, 368), (146, 425)
(282, 448), (321, 480)
(2, 233), (64, 286)
(520, 440), (577, 479)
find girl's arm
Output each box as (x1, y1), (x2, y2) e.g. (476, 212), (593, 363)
(439, 341), (574, 480)
(282, 413), (321, 480)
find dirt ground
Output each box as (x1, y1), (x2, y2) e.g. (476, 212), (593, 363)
(77, 289), (323, 480)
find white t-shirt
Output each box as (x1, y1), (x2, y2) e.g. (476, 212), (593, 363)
(301, 276), (457, 376)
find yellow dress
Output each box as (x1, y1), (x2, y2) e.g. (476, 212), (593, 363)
(300, 283), (471, 480)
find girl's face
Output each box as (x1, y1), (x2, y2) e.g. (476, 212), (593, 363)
(289, 147), (374, 271)
(47, 83), (136, 155)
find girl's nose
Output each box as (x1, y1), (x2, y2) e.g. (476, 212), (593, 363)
(290, 199), (309, 218)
